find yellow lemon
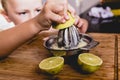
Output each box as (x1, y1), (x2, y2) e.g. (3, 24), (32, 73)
(50, 50), (66, 56)
(53, 12), (75, 29)
(39, 56), (64, 75)
(78, 53), (103, 73)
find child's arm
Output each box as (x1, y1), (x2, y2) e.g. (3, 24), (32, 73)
(0, 0), (88, 59)
(0, 0), (73, 59)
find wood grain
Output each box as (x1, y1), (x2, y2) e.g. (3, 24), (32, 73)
(0, 33), (117, 80)
(117, 35), (120, 80)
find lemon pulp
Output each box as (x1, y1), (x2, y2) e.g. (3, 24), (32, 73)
(39, 56), (64, 74)
(79, 53), (102, 66)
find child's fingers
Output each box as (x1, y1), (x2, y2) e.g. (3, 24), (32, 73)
(49, 12), (66, 23)
(68, 4), (76, 18)
(63, 4), (69, 20)
(74, 16), (88, 33)
(74, 16), (82, 26)
(78, 19), (88, 33)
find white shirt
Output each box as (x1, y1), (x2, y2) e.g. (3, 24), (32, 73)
(0, 14), (14, 31)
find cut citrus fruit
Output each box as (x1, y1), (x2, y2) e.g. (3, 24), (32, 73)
(78, 53), (103, 73)
(53, 12), (75, 29)
(39, 56), (64, 75)
(50, 50), (66, 56)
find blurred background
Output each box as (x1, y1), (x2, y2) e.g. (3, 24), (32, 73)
(0, 0), (120, 33)
(78, 0), (120, 33)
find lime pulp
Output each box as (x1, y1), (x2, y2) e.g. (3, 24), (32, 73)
(39, 56), (64, 74)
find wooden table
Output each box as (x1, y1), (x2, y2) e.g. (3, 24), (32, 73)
(0, 32), (119, 80)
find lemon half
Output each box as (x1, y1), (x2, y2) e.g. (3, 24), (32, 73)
(78, 53), (103, 73)
(53, 12), (75, 29)
(50, 50), (66, 56)
(39, 56), (64, 75)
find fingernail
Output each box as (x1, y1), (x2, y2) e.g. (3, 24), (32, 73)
(62, 19), (66, 23)
(64, 13), (69, 20)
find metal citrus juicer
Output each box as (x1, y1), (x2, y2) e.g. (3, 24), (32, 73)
(53, 12), (81, 49)
(44, 12), (99, 56)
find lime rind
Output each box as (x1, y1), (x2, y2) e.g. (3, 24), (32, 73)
(79, 63), (101, 73)
(53, 12), (75, 29)
(51, 50), (66, 56)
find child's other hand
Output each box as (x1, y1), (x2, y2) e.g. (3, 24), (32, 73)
(67, 4), (88, 33)
(74, 16), (88, 33)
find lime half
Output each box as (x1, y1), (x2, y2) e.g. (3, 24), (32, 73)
(39, 56), (64, 75)
(51, 50), (66, 56)
(78, 53), (103, 73)
(53, 12), (75, 29)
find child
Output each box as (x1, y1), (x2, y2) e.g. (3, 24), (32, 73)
(1, 0), (42, 25)
(1, 0), (88, 32)
(0, 0), (88, 59)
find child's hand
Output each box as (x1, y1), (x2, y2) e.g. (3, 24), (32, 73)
(35, 0), (77, 31)
(68, 4), (88, 33)
(35, 0), (68, 30)
(74, 16), (88, 33)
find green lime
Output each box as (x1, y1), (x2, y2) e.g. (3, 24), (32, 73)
(39, 56), (64, 75)
(51, 50), (66, 56)
(53, 12), (75, 29)
(78, 53), (103, 73)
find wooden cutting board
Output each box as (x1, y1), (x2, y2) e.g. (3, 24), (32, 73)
(117, 34), (120, 80)
(0, 33), (118, 80)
